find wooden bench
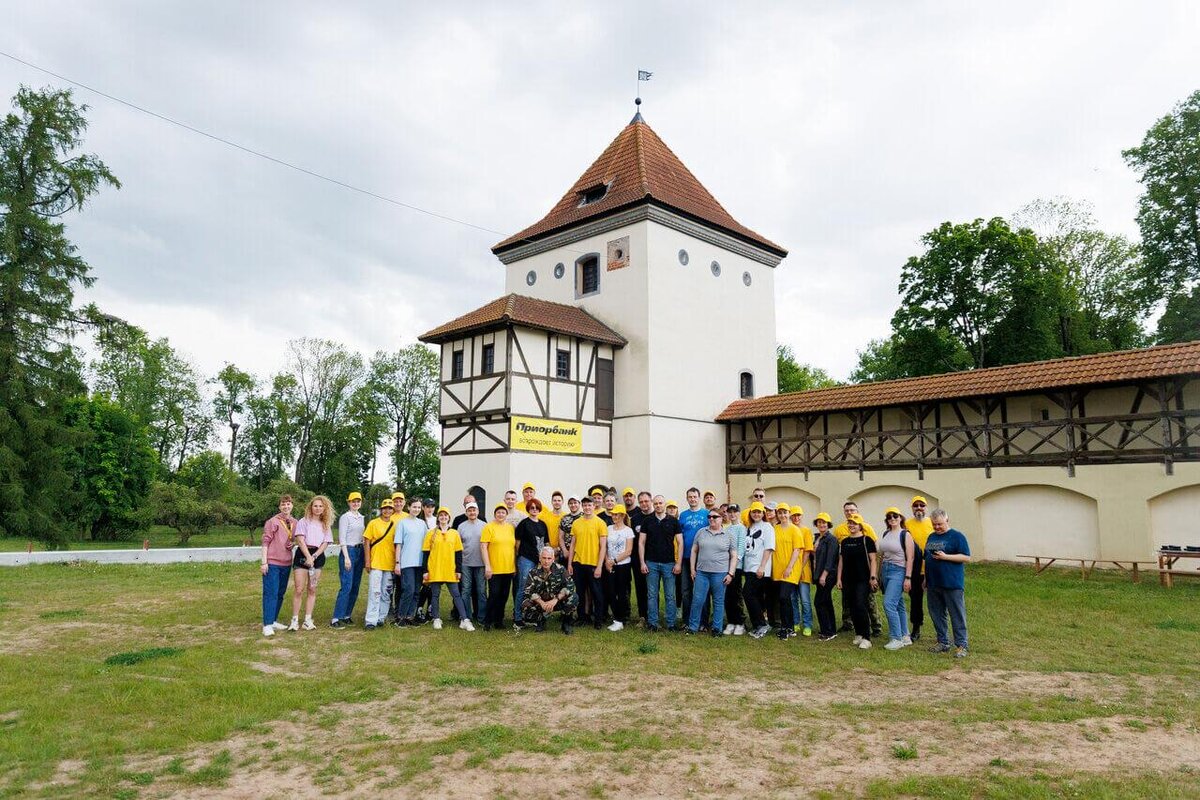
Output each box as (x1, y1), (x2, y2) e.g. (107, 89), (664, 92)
(1015, 555), (1156, 582)
(1157, 550), (1200, 588)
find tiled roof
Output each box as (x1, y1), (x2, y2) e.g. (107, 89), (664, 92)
(418, 294), (627, 347)
(717, 341), (1200, 421)
(492, 115), (786, 256)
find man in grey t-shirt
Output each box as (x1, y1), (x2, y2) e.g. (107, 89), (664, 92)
(456, 503), (488, 624)
(687, 511), (736, 636)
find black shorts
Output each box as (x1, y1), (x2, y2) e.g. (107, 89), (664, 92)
(292, 548), (326, 570)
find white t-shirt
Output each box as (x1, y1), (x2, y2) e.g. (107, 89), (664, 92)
(606, 525), (634, 566)
(743, 521), (776, 574)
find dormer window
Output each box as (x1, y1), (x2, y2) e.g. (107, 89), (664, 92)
(577, 182), (609, 207)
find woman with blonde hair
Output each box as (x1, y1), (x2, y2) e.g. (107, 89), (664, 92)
(288, 495), (334, 631)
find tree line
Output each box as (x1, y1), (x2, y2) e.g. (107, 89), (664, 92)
(1, 86), (439, 547)
(777, 88), (1200, 387)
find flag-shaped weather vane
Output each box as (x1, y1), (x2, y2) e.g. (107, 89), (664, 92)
(634, 69), (652, 120)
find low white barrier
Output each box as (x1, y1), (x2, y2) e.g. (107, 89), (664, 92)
(0, 544), (345, 567)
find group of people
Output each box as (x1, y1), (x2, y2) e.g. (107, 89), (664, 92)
(258, 484), (972, 656)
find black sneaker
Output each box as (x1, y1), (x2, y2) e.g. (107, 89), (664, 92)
(329, 619), (343, 629)
(561, 619), (574, 636)
(818, 633), (838, 642)
(683, 629), (695, 636)
(910, 627), (921, 642)
(345, 617), (356, 626)
(364, 623), (376, 630)
(710, 629), (722, 639)
(647, 624), (659, 633)
(929, 642), (952, 653)
(535, 620), (546, 632)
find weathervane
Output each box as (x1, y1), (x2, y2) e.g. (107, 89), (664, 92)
(634, 69), (652, 120)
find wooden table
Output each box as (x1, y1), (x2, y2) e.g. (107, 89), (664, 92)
(1157, 550), (1200, 587)
(1016, 554), (1154, 582)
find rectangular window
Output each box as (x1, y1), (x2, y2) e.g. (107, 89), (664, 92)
(555, 349), (570, 380)
(481, 343), (495, 375)
(451, 350), (464, 380)
(739, 371), (754, 399)
(576, 254), (600, 297)
(596, 357), (614, 421)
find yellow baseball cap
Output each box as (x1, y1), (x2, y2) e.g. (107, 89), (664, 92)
(911, 496), (927, 505)
(437, 506), (451, 517)
(815, 512), (832, 524)
(380, 499), (394, 509)
(494, 503), (509, 513)
(392, 492), (406, 501)
(590, 487), (605, 497)
(749, 501), (766, 513)
(703, 489), (716, 498)
(885, 506), (904, 516)
(776, 504), (791, 516)
(790, 506), (804, 517)
(522, 482), (535, 491)
(347, 491), (362, 502)
(848, 513), (866, 525)
(666, 499), (679, 508)
(611, 507), (626, 517)
(622, 487), (636, 496)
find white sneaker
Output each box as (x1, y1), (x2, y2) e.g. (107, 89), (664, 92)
(859, 638), (873, 649)
(271, 622), (287, 631)
(286, 617), (299, 632)
(607, 621), (624, 632)
(884, 638), (904, 650)
(460, 619), (475, 632)
(901, 635), (913, 646)
(733, 625), (745, 636)
(852, 635), (863, 645)
(302, 617), (316, 631)
(433, 618), (443, 630)
(262, 625), (274, 637)
(723, 624), (735, 635)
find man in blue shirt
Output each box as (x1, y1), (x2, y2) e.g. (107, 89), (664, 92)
(923, 508), (971, 657)
(677, 487), (709, 627)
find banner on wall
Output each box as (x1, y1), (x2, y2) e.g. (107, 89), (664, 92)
(510, 416), (583, 454)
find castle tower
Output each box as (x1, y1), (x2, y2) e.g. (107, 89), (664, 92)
(421, 112), (786, 504)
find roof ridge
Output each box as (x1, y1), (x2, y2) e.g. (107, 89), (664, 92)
(633, 119), (649, 196)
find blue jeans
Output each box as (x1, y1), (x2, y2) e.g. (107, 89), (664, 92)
(689, 571), (727, 633)
(646, 562), (677, 628)
(882, 562), (910, 641)
(332, 544), (364, 621)
(927, 586), (967, 648)
(398, 566), (423, 620)
(460, 565), (487, 623)
(262, 564), (291, 625)
(514, 556), (536, 623)
(798, 582), (813, 630)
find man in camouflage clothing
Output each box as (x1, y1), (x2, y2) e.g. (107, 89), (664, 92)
(521, 546), (579, 634)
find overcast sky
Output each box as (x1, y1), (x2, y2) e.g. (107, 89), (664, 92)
(4, 1), (1199, 384)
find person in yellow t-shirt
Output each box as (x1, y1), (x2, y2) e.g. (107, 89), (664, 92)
(480, 504), (517, 630)
(568, 496), (609, 630)
(543, 490), (564, 549)
(904, 495), (934, 641)
(391, 492), (410, 521)
(834, 501), (881, 636)
(422, 508), (473, 631)
(363, 499), (398, 628)
(772, 505), (803, 639)
(790, 506), (816, 636)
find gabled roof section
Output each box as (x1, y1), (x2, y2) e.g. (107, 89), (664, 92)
(418, 294), (627, 348)
(492, 115), (786, 257)
(717, 341), (1200, 421)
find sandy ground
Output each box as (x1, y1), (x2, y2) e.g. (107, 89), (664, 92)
(71, 668), (1200, 799)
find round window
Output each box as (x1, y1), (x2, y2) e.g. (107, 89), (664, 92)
(553, 262), (565, 279)
(711, 261), (721, 277)
(742, 271), (752, 287)
(526, 270), (537, 286)
(678, 249), (689, 266)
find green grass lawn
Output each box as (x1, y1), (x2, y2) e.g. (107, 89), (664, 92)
(0, 562), (1198, 798)
(0, 526), (257, 552)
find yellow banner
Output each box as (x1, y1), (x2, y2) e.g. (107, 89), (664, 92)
(510, 416), (582, 454)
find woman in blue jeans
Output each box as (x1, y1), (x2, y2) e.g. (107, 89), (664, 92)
(878, 507), (915, 650)
(687, 511), (736, 636)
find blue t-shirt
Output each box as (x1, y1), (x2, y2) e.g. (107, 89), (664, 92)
(395, 517), (429, 569)
(924, 528), (971, 590)
(678, 508), (708, 556)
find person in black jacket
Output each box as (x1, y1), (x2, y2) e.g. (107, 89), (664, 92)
(811, 512), (840, 640)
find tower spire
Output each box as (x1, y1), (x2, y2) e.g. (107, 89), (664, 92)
(633, 69), (652, 123)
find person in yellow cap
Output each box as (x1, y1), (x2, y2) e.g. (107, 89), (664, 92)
(702, 489), (718, 513)
(742, 501), (774, 638)
(790, 506), (816, 636)
(905, 496), (934, 641)
(834, 501), (881, 636)
(363, 499), (398, 629)
(422, 507), (473, 631)
(568, 495), (608, 630)
(836, 513), (878, 649)
(879, 506), (916, 650)
(812, 512), (840, 640)
(772, 504), (803, 639)
(331, 491), (365, 627)
(517, 482), (536, 514)
(480, 503), (517, 630)
(391, 492), (410, 520)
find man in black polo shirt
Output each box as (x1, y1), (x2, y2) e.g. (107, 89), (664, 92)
(637, 494), (683, 632)
(629, 490), (652, 625)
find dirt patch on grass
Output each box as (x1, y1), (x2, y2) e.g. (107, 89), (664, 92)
(98, 668), (1200, 799)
